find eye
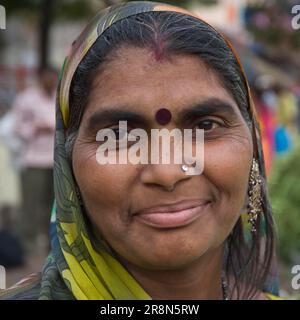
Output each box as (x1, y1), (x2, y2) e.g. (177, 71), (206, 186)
(196, 119), (222, 131)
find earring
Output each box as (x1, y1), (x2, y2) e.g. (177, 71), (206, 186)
(247, 158), (262, 233)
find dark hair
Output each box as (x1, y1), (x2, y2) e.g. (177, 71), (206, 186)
(67, 11), (276, 299)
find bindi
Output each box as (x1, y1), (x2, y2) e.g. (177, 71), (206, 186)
(155, 108), (172, 125)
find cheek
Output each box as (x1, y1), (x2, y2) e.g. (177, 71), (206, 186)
(205, 143), (251, 194)
(203, 132), (253, 229)
(72, 143), (136, 231)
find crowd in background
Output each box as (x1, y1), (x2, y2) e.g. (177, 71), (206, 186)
(251, 78), (300, 174)
(0, 67), (57, 268)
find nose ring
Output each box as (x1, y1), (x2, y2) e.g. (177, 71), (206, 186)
(181, 164), (189, 173)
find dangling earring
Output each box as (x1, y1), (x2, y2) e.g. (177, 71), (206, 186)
(247, 158), (262, 233)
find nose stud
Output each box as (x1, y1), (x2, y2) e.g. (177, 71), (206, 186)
(181, 164), (189, 173)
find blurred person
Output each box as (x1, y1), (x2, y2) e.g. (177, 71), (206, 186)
(11, 66), (57, 254)
(0, 206), (24, 268)
(276, 85), (298, 137)
(0, 109), (22, 215)
(0, 110), (24, 268)
(0, 108), (23, 170)
(258, 77), (278, 113)
(252, 82), (276, 175)
(274, 85), (297, 155)
(0, 135), (22, 227)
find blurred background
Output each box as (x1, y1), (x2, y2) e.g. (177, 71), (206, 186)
(0, 0), (299, 297)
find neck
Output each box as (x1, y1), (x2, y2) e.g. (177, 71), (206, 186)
(119, 246), (224, 300)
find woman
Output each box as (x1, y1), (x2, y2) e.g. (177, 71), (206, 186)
(0, 1), (279, 300)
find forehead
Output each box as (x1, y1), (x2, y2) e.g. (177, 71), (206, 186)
(86, 46), (240, 117)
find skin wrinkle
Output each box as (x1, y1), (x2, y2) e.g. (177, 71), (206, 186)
(71, 47), (254, 299)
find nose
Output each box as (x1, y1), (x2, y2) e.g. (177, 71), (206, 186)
(140, 163), (191, 192)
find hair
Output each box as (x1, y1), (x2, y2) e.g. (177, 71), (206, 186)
(66, 11), (276, 299)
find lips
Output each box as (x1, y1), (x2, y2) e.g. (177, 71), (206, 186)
(133, 199), (211, 229)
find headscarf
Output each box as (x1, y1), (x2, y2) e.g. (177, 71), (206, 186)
(37, 1), (276, 300)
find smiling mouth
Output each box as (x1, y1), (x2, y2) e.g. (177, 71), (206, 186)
(133, 200), (211, 229)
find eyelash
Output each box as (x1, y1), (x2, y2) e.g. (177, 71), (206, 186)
(194, 117), (229, 132)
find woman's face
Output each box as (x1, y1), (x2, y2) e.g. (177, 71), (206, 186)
(72, 46), (253, 270)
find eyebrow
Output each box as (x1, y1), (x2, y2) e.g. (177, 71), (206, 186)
(86, 98), (239, 130)
(86, 109), (148, 130)
(179, 98), (239, 123)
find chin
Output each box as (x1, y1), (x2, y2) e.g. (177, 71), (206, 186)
(129, 243), (211, 271)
